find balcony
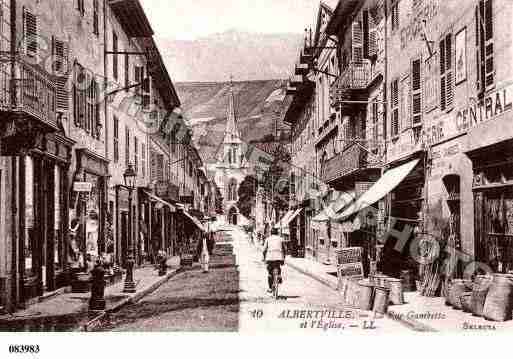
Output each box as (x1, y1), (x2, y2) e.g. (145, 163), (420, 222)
(330, 61), (371, 108)
(322, 142), (380, 184)
(0, 59), (57, 128)
(0, 59), (58, 154)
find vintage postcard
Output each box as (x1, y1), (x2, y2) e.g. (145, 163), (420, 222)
(0, 1), (512, 352)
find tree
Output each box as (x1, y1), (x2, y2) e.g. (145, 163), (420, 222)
(236, 175), (258, 219)
(261, 143), (291, 217)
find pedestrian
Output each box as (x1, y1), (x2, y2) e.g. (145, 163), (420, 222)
(197, 233), (210, 273)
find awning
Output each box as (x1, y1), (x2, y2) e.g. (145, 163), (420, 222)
(274, 208), (303, 229)
(333, 159), (420, 221)
(181, 210), (205, 232)
(312, 191), (356, 222)
(143, 190), (176, 211)
(274, 210), (294, 229)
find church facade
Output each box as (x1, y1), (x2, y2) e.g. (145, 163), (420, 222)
(210, 83), (251, 225)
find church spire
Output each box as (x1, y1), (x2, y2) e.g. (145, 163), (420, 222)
(225, 77), (241, 142)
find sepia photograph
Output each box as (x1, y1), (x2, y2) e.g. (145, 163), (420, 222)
(0, 0), (512, 354)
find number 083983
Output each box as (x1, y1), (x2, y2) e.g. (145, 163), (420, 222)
(8, 345), (40, 354)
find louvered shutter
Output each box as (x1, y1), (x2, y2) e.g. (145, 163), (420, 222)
(23, 8), (38, 57)
(391, 79), (399, 137)
(53, 37), (70, 110)
(352, 20), (363, 64)
(445, 35), (454, 108)
(150, 151), (157, 180)
(484, 0), (494, 88)
(369, 29), (378, 57)
(440, 34), (453, 111)
(412, 59), (422, 125)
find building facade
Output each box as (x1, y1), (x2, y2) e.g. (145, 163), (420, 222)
(0, 0), (204, 313)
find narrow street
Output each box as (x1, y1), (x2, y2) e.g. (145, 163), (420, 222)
(95, 227), (410, 332)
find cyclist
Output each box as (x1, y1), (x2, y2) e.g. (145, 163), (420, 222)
(262, 227), (286, 294)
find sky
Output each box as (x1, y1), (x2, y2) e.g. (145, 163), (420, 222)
(140, 0), (338, 40)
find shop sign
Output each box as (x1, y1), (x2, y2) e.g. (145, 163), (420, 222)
(73, 182), (93, 192)
(455, 85), (513, 133)
(336, 247), (363, 265)
(338, 262), (364, 278)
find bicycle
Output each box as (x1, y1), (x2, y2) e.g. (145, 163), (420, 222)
(272, 267), (280, 299)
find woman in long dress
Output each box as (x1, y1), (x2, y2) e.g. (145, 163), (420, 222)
(199, 234), (210, 273)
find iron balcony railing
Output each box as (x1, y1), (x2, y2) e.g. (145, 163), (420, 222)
(330, 60), (371, 105)
(0, 58), (57, 128)
(322, 141), (379, 183)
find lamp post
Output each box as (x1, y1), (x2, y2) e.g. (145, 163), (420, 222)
(123, 164), (137, 293)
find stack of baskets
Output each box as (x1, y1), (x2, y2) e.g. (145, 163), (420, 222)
(445, 274), (513, 322)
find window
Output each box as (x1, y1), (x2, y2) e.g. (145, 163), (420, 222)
(370, 99), (379, 153)
(77, 0), (85, 15)
(351, 18), (363, 63)
(73, 62), (99, 138)
(52, 37), (69, 110)
(112, 31), (118, 80)
(412, 58), (422, 125)
(93, 0), (99, 35)
(125, 54), (129, 91)
(391, 79), (399, 138)
(113, 116), (119, 163)
(391, 2), (399, 31)
(440, 34), (454, 111)
(476, 0), (494, 94)
(157, 154), (164, 180)
(134, 137), (138, 174)
(188, 161), (193, 177)
(23, 8), (38, 57)
(125, 126), (130, 166)
(141, 142), (146, 178)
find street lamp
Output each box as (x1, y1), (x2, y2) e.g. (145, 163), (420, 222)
(123, 164), (137, 293)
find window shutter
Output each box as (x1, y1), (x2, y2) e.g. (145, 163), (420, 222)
(440, 35), (453, 111)
(363, 10), (370, 59)
(53, 37), (70, 111)
(484, 0), (494, 88)
(445, 35), (454, 109)
(125, 53), (129, 91)
(23, 8), (38, 57)
(352, 20), (363, 63)
(391, 79), (399, 137)
(412, 58), (422, 125)
(369, 29), (378, 58)
(150, 151), (157, 180)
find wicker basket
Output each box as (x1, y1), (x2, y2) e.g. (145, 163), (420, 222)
(460, 292), (473, 313)
(483, 274), (513, 322)
(471, 275), (492, 317)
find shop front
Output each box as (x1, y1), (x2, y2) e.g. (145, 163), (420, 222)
(71, 149), (109, 275)
(19, 132), (75, 302)
(467, 139), (513, 274)
(140, 184), (177, 262)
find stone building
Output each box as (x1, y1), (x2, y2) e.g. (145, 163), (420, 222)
(0, 0), (193, 312)
(285, 0), (513, 283)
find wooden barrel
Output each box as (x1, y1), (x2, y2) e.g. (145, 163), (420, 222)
(449, 279), (466, 309)
(373, 287), (391, 314)
(471, 275), (492, 317)
(400, 270), (415, 292)
(387, 278), (404, 305)
(358, 280), (374, 311)
(483, 274), (513, 322)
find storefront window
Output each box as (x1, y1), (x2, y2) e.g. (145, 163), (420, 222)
(85, 173), (101, 271)
(25, 157), (36, 278)
(54, 165), (63, 270)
